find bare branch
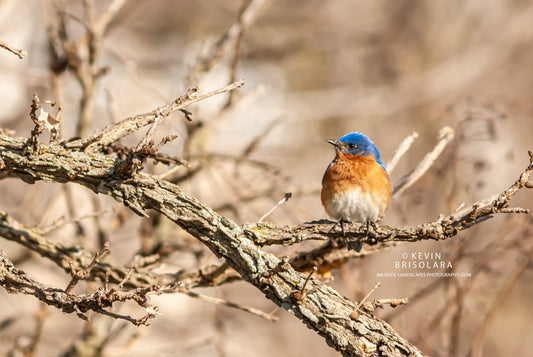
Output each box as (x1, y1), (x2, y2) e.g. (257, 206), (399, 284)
(174, 288), (278, 322)
(0, 251), (158, 326)
(0, 211), (235, 291)
(93, 0), (127, 35)
(351, 282), (381, 319)
(24, 94), (45, 154)
(393, 126), (455, 196)
(386, 131), (419, 174)
(36, 205), (116, 234)
(65, 80), (245, 152)
(65, 242), (110, 294)
(258, 192), (292, 222)
(363, 298), (409, 313)
(194, 0), (269, 73)
(0, 40), (26, 59)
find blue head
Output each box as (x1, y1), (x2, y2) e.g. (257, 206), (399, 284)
(326, 132), (387, 172)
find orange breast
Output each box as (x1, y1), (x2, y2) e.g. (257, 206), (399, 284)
(321, 152), (392, 218)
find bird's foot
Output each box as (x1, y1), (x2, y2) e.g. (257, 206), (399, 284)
(328, 218), (350, 236)
(342, 220), (377, 252)
(328, 218), (349, 248)
(364, 220), (378, 237)
(329, 218), (365, 252)
(348, 220), (378, 252)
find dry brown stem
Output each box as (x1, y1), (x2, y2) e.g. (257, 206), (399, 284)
(65, 80), (245, 153)
(0, 40), (26, 59)
(393, 126), (455, 196)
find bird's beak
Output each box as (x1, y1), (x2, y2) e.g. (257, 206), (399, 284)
(325, 139), (341, 149)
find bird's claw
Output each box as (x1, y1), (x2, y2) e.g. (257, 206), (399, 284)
(328, 218), (364, 252)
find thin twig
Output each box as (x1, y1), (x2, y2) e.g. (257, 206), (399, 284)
(36, 206), (116, 234)
(393, 126), (455, 196)
(0, 40), (26, 59)
(117, 262), (137, 289)
(97, 306), (158, 327)
(241, 120), (280, 159)
(194, 0), (268, 73)
(193, 79), (247, 104)
(227, 1), (246, 105)
(24, 94), (44, 154)
(67, 80), (245, 152)
(258, 192), (292, 222)
(94, 0), (127, 34)
(176, 289), (279, 322)
(351, 282), (381, 319)
(386, 131), (419, 174)
(65, 242), (110, 293)
(290, 266), (318, 301)
(362, 298), (409, 313)
(158, 165), (183, 180)
(135, 115), (162, 152)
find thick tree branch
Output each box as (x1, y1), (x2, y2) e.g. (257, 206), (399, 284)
(245, 150), (532, 248)
(0, 135), (425, 356)
(0, 251), (158, 326)
(0, 211), (236, 290)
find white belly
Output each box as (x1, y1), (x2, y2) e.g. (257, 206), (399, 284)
(324, 187), (384, 223)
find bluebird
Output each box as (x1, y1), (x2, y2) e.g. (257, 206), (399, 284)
(321, 132), (392, 251)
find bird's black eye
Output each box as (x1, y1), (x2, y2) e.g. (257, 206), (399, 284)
(348, 143), (356, 149)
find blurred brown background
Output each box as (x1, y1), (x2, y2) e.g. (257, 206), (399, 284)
(1, 0), (532, 356)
